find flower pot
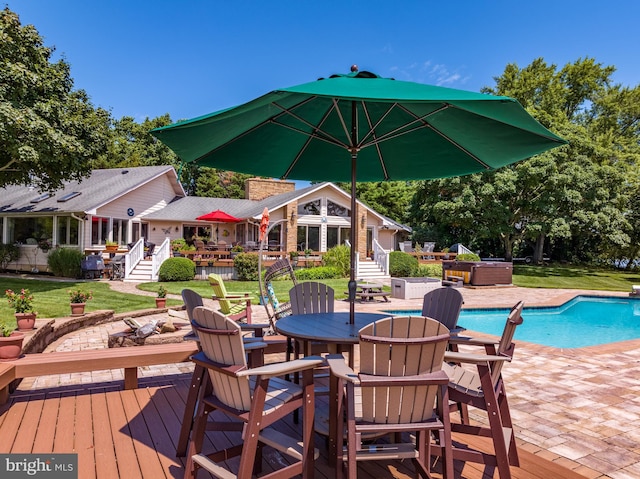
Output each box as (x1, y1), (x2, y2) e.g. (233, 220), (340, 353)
(0, 331), (24, 361)
(70, 302), (86, 316)
(15, 312), (36, 331)
(155, 298), (167, 308)
(105, 244), (118, 252)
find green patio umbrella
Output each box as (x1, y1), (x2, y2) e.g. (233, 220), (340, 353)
(151, 66), (567, 322)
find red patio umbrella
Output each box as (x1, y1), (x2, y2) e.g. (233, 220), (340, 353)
(195, 210), (241, 222)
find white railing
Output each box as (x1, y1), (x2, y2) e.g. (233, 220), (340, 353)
(125, 238), (144, 278)
(372, 238), (390, 276)
(151, 238), (171, 280)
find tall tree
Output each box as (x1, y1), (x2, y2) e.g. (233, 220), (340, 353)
(0, 7), (111, 191)
(194, 168), (255, 199)
(336, 181), (417, 224)
(409, 57), (640, 262)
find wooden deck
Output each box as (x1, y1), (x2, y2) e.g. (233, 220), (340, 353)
(0, 373), (588, 479)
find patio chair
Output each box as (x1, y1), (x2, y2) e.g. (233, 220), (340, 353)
(208, 273), (253, 323)
(326, 315), (453, 479)
(184, 306), (323, 479)
(289, 282), (334, 358)
(421, 287), (465, 333)
(194, 239), (205, 250)
(437, 301), (525, 479)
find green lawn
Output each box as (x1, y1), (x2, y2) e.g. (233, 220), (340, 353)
(0, 277), (181, 331)
(2, 264), (639, 332)
(512, 265), (640, 291)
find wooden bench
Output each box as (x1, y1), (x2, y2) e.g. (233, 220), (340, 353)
(0, 341), (199, 405)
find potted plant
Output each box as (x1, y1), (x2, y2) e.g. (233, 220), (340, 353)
(230, 245), (244, 259)
(171, 238), (187, 256)
(68, 289), (93, 316)
(5, 288), (36, 331)
(105, 240), (119, 252)
(0, 325), (24, 361)
(304, 248), (313, 258)
(155, 285), (168, 308)
(289, 251), (299, 266)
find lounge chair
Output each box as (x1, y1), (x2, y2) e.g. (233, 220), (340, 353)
(207, 273), (253, 323)
(183, 306), (323, 479)
(326, 315), (453, 479)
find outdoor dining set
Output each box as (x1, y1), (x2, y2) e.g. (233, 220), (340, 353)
(174, 276), (525, 479)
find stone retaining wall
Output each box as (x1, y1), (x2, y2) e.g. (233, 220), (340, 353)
(21, 306), (184, 355)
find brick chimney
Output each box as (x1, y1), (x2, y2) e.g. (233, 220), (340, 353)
(245, 178), (296, 201)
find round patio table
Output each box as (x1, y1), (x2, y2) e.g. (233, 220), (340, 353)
(275, 311), (389, 353)
(275, 311), (389, 466)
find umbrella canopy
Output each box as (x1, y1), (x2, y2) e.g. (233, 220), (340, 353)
(152, 67), (567, 322)
(196, 210), (241, 222)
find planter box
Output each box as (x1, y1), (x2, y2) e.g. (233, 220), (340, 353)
(391, 277), (442, 299)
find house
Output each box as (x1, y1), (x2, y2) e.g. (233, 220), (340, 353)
(0, 166), (410, 279)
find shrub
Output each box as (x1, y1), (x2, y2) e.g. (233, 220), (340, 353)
(456, 253), (482, 261)
(0, 243), (20, 271)
(234, 253), (259, 281)
(415, 263), (443, 278)
(389, 251), (419, 277)
(47, 247), (83, 278)
(295, 266), (342, 280)
(321, 245), (350, 277)
(170, 238), (187, 251)
(158, 257), (196, 281)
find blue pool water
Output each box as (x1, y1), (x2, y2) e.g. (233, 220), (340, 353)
(385, 295), (640, 348)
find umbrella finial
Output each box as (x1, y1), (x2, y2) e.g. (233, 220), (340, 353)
(350, 64), (358, 72)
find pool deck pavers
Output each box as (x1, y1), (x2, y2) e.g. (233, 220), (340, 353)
(16, 281), (640, 479)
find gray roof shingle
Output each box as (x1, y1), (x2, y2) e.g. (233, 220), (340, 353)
(0, 166), (182, 214)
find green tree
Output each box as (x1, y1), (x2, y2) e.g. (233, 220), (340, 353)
(0, 7), (111, 191)
(410, 57), (640, 263)
(194, 167), (255, 199)
(336, 181), (417, 224)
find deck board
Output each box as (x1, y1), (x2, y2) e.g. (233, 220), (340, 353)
(91, 391), (120, 479)
(32, 392), (59, 453)
(105, 387), (143, 479)
(0, 374), (588, 479)
(75, 393), (97, 479)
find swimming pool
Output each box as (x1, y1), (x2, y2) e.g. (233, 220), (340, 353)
(385, 295), (640, 348)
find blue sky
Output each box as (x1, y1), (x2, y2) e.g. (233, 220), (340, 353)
(9, 0), (639, 124)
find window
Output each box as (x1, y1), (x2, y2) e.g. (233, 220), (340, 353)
(57, 191), (81, 202)
(8, 216), (53, 244)
(30, 193), (50, 203)
(327, 200), (350, 218)
(56, 216), (80, 246)
(183, 225), (213, 244)
(326, 226), (351, 249)
(298, 199), (321, 216)
(113, 218), (128, 246)
(297, 225), (320, 251)
(91, 217), (109, 245)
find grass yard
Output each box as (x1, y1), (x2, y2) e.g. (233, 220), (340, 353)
(2, 263), (639, 332)
(0, 277), (181, 331)
(513, 264), (640, 291)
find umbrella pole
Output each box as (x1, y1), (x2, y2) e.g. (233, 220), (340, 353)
(348, 151), (357, 324)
